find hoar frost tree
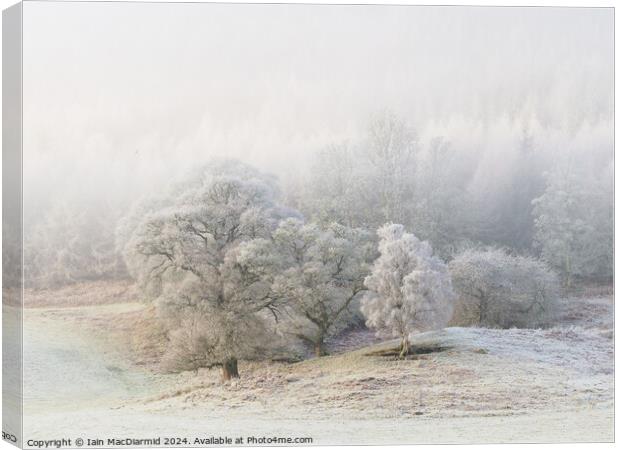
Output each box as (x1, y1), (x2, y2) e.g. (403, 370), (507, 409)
(296, 114), (472, 258)
(449, 248), (559, 328)
(297, 112), (418, 230)
(361, 224), (455, 358)
(532, 164), (613, 287)
(292, 142), (367, 227)
(364, 113), (418, 225)
(123, 160), (295, 380)
(25, 200), (124, 287)
(412, 136), (468, 257)
(264, 219), (375, 356)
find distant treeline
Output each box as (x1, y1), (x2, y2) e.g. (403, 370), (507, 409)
(23, 113), (612, 290)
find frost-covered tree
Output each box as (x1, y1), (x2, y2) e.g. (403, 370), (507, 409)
(25, 200), (124, 287)
(156, 266), (284, 376)
(361, 224), (455, 358)
(123, 160), (295, 380)
(262, 219), (375, 356)
(449, 248), (559, 328)
(412, 136), (469, 257)
(294, 143), (373, 228)
(298, 112), (418, 230)
(532, 164), (613, 287)
(363, 113), (418, 225)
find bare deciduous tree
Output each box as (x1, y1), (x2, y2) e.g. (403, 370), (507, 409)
(124, 160), (295, 380)
(264, 219), (375, 356)
(449, 248), (559, 328)
(226, 218), (374, 357)
(25, 200), (124, 287)
(532, 164), (613, 288)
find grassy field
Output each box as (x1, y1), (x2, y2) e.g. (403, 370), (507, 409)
(19, 282), (614, 445)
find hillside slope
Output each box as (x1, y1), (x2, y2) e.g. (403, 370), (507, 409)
(21, 289), (613, 444)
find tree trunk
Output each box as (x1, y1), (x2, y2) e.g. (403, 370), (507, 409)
(314, 339), (326, 357)
(479, 294), (488, 326)
(564, 254), (572, 289)
(221, 358), (239, 381)
(399, 335), (410, 359)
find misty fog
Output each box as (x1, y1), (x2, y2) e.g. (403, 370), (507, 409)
(21, 3), (613, 287)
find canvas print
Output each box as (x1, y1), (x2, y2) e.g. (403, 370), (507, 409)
(2, 2), (614, 447)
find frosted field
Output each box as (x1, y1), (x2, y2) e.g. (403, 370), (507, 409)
(18, 291), (613, 446)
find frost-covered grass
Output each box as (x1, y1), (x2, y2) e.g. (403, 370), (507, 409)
(555, 293), (613, 330)
(132, 323), (611, 421)
(24, 280), (138, 308)
(21, 288), (613, 443)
